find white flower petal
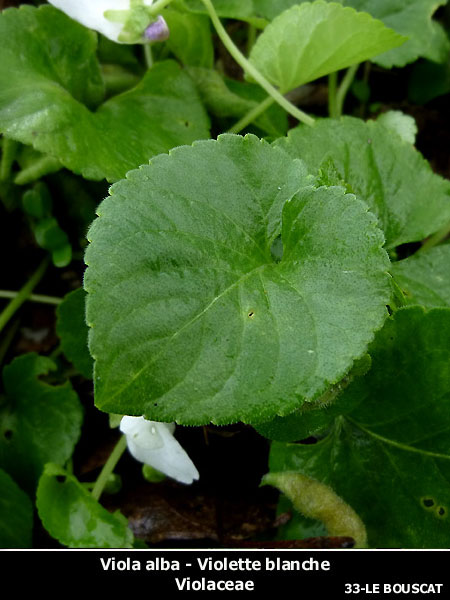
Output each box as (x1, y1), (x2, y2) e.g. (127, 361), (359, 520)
(120, 416), (199, 485)
(48, 0), (154, 43)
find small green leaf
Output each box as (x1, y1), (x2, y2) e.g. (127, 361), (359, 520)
(391, 246), (450, 309)
(275, 116), (450, 248)
(0, 353), (83, 492)
(0, 468), (33, 548)
(36, 463), (133, 548)
(142, 464), (166, 483)
(85, 134), (390, 425)
(269, 307), (450, 548)
(34, 218), (69, 251)
(0, 6), (210, 182)
(22, 184), (52, 220)
(249, 1), (406, 92)
(56, 288), (93, 379)
(52, 244), (72, 269)
(376, 110), (417, 145)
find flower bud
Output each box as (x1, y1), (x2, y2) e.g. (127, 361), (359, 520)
(144, 16), (170, 42)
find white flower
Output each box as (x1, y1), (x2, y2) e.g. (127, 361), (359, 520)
(47, 0), (168, 44)
(119, 416), (199, 484)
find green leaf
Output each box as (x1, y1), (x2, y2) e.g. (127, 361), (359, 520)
(22, 184), (52, 220)
(56, 288), (93, 379)
(85, 134), (391, 425)
(248, 1), (406, 93)
(253, 0), (450, 68)
(0, 6), (210, 182)
(349, 0), (450, 68)
(255, 355), (371, 441)
(187, 66), (288, 137)
(164, 10), (214, 68)
(391, 246), (450, 309)
(2, 5), (104, 108)
(409, 59), (450, 105)
(0, 468), (33, 548)
(376, 110), (417, 145)
(269, 307), (450, 548)
(181, 0), (268, 27)
(0, 353), (83, 492)
(275, 116), (450, 248)
(36, 463), (133, 548)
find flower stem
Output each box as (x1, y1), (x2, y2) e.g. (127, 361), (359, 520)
(328, 72), (338, 118)
(200, 0), (314, 127)
(247, 23), (257, 55)
(144, 43), (153, 69)
(227, 96), (275, 134)
(91, 435), (127, 501)
(148, 0), (174, 15)
(0, 137), (19, 182)
(0, 257), (49, 334)
(0, 319), (19, 367)
(0, 290), (62, 305)
(335, 63), (359, 117)
(418, 221), (450, 254)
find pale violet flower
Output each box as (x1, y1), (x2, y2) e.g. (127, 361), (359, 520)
(120, 416), (199, 484)
(48, 0), (169, 44)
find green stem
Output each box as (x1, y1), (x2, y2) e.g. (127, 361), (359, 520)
(227, 96), (275, 134)
(0, 257), (49, 334)
(247, 23), (256, 56)
(101, 65), (140, 96)
(0, 137), (19, 182)
(0, 319), (19, 366)
(148, 0), (174, 15)
(335, 63), (359, 117)
(49, 344), (63, 361)
(91, 435), (127, 501)
(144, 44), (153, 69)
(359, 61), (371, 118)
(328, 72), (338, 118)
(200, 0), (315, 127)
(418, 221), (450, 254)
(0, 290), (62, 305)
(14, 156), (61, 186)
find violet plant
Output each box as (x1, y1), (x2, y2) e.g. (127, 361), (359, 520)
(0, 0), (449, 549)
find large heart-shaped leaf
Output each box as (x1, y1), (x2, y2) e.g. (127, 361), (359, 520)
(275, 116), (450, 248)
(269, 307), (450, 548)
(0, 5), (210, 181)
(248, 1), (406, 93)
(252, 0), (450, 68)
(85, 134), (390, 425)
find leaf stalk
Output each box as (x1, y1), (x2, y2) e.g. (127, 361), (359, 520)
(200, 0), (315, 127)
(0, 257), (50, 334)
(91, 435), (128, 501)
